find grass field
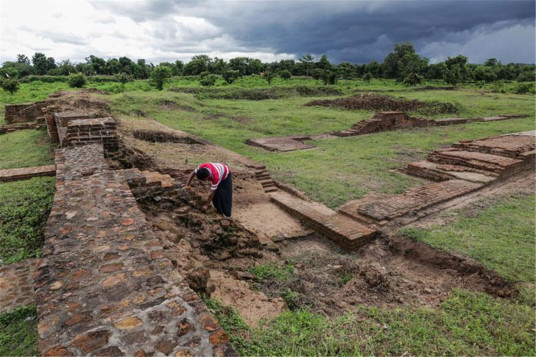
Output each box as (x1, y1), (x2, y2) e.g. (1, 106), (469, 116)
(108, 82), (534, 208)
(0, 78), (534, 355)
(0, 177), (55, 265)
(0, 129), (54, 170)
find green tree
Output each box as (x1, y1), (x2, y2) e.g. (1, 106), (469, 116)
(299, 54), (314, 76)
(320, 69), (338, 85)
(443, 64), (461, 86)
(382, 42), (427, 81)
(337, 62), (356, 79)
(317, 54), (331, 70)
(1, 79), (20, 94)
(32, 52), (56, 75)
(68, 73), (87, 88)
(363, 72), (373, 83)
(183, 55), (209, 75)
(150, 65), (172, 90)
(264, 71), (275, 85)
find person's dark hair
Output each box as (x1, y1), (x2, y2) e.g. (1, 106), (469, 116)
(196, 168), (209, 180)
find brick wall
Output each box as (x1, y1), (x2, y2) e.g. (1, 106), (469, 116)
(35, 144), (236, 356)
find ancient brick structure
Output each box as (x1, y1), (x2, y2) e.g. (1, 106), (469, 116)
(35, 144), (236, 356)
(270, 191), (378, 250)
(4, 102), (48, 124)
(42, 109), (119, 151)
(0, 165), (56, 182)
(340, 131), (535, 225)
(62, 117), (119, 151)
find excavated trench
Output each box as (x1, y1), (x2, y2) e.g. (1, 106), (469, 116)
(108, 127), (518, 325)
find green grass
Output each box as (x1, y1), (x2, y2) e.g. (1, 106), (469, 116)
(0, 305), (38, 357)
(108, 84), (534, 208)
(401, 194), (535, 283)
(206, 289), (534, 356)
(0, 177), (55, 265)
(248, 262), (294, 283)
(0, 129), (54, 170)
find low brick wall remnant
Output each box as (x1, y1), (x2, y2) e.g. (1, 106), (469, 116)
(35, 143), (236, 356)
(5, 102), (47, 124)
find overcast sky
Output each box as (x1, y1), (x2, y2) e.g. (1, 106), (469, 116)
(0, 0), (534, 65)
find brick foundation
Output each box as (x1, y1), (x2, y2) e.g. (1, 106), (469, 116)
(35, 144), (236, 356)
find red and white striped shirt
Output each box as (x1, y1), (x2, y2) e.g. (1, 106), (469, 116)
(196, 163), (230, 191)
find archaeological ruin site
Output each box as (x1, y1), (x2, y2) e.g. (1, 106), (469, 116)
(0, 89), (534, 356)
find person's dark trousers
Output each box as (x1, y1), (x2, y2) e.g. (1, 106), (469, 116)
(212, 173), (232, 217)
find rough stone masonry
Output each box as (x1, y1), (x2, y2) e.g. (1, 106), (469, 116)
(34, 144), (236, 356)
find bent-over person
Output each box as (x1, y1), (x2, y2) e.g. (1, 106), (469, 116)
(185, 162), (232, 217)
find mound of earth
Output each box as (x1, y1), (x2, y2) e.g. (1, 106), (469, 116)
(306, 93), (459, 115)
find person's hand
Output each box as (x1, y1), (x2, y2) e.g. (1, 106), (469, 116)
(201, 205), (208, 212)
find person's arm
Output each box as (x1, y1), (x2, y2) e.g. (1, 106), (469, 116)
(185, 170), (196, 188)
(202, 191), (215, 211)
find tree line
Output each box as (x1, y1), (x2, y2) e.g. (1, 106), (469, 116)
(1, 42), (534, 89)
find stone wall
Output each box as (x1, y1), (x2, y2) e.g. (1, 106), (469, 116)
(35, 144), (236, 356)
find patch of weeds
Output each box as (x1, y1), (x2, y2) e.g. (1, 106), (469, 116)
(0, 305), (38, 357)
(338, 273), (354, 286)
(202, 297), (259, 354)
(0, 177), (55, 265)
(281, 288), (301, 310)
(249, 262), (294, 283)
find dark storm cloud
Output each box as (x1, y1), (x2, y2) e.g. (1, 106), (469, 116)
(93, 0), (535, 63)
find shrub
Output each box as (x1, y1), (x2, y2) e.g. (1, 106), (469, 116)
(514, 82), (535, 94)
(1, 79), (20, 94)
(199, 72), (217, 87)
(222, 69), (240, 84)
(363, 72), (373, 83)
(280, 70), (292, 80)
(114, 72), (133, 84)
(516, 71), (535, 82)
(68, 73), (87, 88)
(403, 72), (422, 86)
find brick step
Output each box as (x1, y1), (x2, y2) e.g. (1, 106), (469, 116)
(270, 192), (377, 251)
(264, 187), (278, 193)
(339, 180), (483, 223)
(259, 179), (275, 185)
(428, 150), (521, 174)
(0, 165), (56, 182)
(452, 135), (535, 158)
(256, 173), (271, 179)
(406, 161), (496, 184)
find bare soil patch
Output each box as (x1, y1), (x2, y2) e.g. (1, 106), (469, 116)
(306, 93), (460, 115)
